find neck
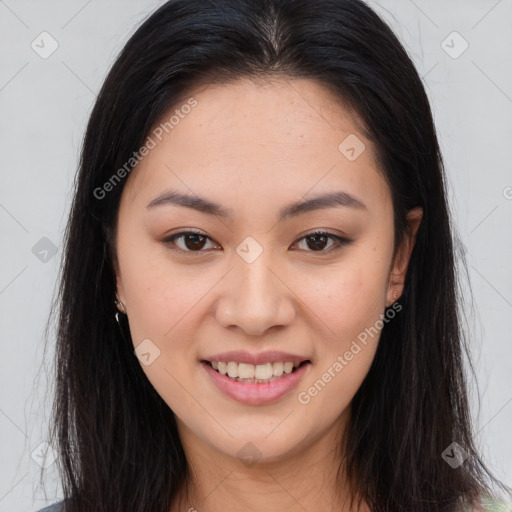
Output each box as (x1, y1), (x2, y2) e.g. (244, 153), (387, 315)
(171, 413), (368, 512)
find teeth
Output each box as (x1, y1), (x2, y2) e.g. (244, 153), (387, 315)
(273, 362), (283, 376)
(210, 360), (305, 380)
(255, 363), (273, 380)
(238, 363), (254, 379)
(227, 361), (238, 378)
(283, 362), (294, 374)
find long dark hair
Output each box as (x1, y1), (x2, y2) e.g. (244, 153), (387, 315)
(42, 0), (511, 510)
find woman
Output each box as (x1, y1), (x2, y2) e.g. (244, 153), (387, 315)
(38, 0), (512, 511)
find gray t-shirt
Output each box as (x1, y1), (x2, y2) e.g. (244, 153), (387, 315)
(35, 500), (65, 512)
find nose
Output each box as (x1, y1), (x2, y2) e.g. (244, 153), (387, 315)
(214, 250), (296, 336)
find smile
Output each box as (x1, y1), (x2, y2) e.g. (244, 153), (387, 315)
(200, 359), (312, 405)
(206, 360), (309, 383)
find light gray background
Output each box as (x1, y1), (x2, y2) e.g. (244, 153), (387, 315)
(0, 1), (511, 510)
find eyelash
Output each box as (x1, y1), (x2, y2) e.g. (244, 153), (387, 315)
(161, 230), (352, 255)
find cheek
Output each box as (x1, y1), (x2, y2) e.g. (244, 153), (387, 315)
(296, 248), (391, 343)
(294, 254), (391, 425)
(119, 252), (208, 411)
(118, 230), (207, 341)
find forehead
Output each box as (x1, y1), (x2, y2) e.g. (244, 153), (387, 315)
(122, 77), (390, 215)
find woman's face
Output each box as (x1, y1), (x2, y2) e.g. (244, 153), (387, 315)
(113, 77), (420, 465)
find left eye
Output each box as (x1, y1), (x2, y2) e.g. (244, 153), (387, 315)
(293, 230), (351, 252)
(162, 230), (351, 254)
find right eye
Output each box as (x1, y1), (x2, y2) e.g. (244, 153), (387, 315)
(162, 230), (221, 253)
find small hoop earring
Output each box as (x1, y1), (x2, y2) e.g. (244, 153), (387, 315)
(114, 308), (130, 345)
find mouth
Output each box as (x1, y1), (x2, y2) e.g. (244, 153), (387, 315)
(200, 359), (311, 384)
(200, 358), (312, 405)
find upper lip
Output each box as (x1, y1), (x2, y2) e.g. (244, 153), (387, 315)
(202, 350), (311, 365)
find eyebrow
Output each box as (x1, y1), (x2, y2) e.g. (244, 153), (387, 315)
(146, 189), (367, 221)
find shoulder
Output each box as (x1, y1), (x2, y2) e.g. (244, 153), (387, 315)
(35, 500), (66, 512)
(472, 494), (512, 512)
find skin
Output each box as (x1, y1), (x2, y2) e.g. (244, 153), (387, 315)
(113, 77), (422, 512)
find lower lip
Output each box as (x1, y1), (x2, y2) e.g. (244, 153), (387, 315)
(201, 361), (311, 405)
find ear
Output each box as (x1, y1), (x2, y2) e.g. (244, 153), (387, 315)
(386, 206), (423, 307)
(112, 254), (126, 306)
